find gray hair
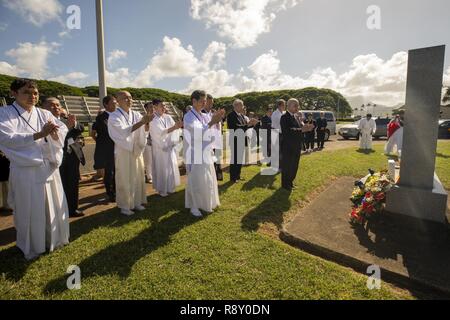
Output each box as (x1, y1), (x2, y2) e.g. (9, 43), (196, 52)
(287, 98), (299, 108)
(233, 99), (244, 109)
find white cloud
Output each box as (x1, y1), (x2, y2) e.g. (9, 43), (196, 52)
(443, 66), (450, 87)
(49, 72), (89, 86)
(190, 0), (300, 48)
(0, 22), (8, 32)
(107, 50), (128, 68)
(2, 0), (63, 27)
(185, 69), (238, 97)
(0, 61), (20, 76)
(133, 37), (227, 88)
(3, 41), (60, 78)
(106, 68), (134, 88)
(180, 50), (413, 108)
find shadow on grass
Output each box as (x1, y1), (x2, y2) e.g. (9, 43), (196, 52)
(240, 171), (277, 191)
(437, 152), (450, 159)
(353, 213), (450, 299)
(43, 189), (202, 294)
(241, 186), (291, 232)
(356, 149), (376, 155)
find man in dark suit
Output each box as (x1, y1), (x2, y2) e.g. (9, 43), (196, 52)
(280, 98), (304, 191)
(316, 111), (328, 150)
(92, 95), (117, 202)
(226, 99), (258, 183)
(43, 97), (85, 217)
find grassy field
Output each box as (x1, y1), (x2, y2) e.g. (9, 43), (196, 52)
(0, 142), (449, 299)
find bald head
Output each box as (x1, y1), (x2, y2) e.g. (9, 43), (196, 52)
(43, 97), (64, 118)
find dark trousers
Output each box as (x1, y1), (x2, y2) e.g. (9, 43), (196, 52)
(104, 152), (115, 199)
(305, 133), (315, 149)
(281, 149), (301, 189)
(60, 156), (80, 215)
(230, 138), (244, 181)
(317, 131), (326, 148)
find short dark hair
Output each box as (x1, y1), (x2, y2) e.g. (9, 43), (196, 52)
(10, 78), (38, 92)
(191, 90), (206, 102)
(152, 98), (163, 105)
(103, 95), (115, 108)
(207, 94), (213, 100)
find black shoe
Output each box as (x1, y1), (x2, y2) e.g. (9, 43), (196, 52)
(69, 210), (85, 218)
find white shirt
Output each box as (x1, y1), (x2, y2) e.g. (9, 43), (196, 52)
(271, 108), (285, 130)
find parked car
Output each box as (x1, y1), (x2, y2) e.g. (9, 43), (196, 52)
(299, 110), (336, 141)
(338, 117), (391, 140)
(438, 119), (450, 139)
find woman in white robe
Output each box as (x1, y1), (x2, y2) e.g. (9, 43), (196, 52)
(0, 98), (69, 260)
(150, 102), (182, 197)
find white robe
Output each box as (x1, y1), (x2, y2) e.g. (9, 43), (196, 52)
(108, 107), (147, 210)
(0, 103), (69, 260)
(358, 118), (377, 150)
(385, 126), (403, 155)
(150, 114), (181, 195)
(183, 110), (220, 212)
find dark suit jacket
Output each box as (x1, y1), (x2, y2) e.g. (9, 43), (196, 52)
(316, 117), (327, 133)
(227, 110), (250, 149)
(280, 112), (303, 154)
(63, 122), (85, 166)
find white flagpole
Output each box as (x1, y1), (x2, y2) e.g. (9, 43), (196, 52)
(96, 0), (107, 103)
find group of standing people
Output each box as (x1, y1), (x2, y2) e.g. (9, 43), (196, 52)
(0, 77), (328, 260)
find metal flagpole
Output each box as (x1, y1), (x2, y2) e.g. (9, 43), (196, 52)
(96, 0), (107, 103)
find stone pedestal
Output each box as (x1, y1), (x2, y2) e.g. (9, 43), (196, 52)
(387, 174), (448, 223)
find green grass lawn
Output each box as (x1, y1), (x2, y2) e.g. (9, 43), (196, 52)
(1, 142), (449, 299)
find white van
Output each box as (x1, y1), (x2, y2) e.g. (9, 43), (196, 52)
(300, 110), (336, 141)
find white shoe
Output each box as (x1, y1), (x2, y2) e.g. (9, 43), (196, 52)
(190, 209), (202, 217)
(120, 209), (134, 216)
(158, 193), (168, 197)
(134, 205), (146, 211)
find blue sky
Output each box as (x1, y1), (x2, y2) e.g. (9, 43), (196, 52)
(1, 0), (449, 108)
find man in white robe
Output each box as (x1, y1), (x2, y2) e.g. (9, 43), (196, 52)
(0, 79), (69, 260)
(270, 99), (286, 172)
(143, 102), (154, 183)
(203, 94), (223, 180)
(358, 114), (377, 150)
(108, 91), (151, 216)
(150, 100), (182, 197)
(184, 90), (225, 217)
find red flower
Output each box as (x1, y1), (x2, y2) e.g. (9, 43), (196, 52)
(374, 192), (385, 201)
(364, 204), (375, 214)
(365, 192), (372, 198)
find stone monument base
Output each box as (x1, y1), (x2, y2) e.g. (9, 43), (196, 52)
(386, 173), (449, 223)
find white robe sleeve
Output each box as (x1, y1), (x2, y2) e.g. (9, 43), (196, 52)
(44, 116), (68, 167)
(132, 111), (146, 157)
(150, 116), (171, 151)
(0, 109), (43, 167)
(107, 111), (134, 152)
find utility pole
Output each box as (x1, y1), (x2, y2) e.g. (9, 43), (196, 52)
(96, 0), (107, 102)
